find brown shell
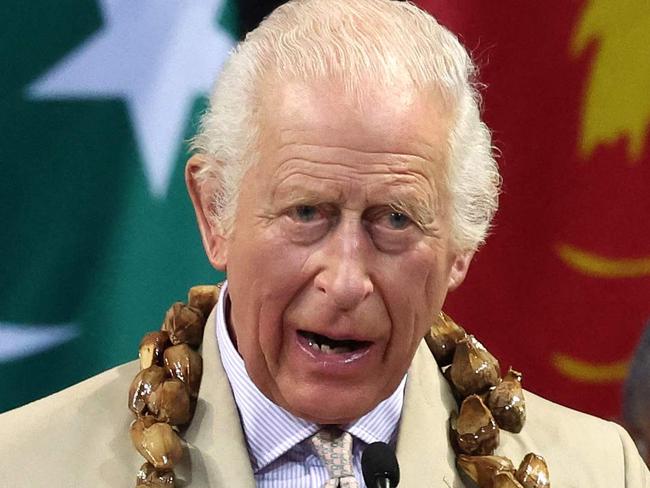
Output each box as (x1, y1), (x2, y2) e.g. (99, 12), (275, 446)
(457, 454), (515, 487)
(136, 462), (175, 487)
(162, 302), (205, 347)
(424, 311), (467, 366)
(494, 471), (526, 488)
(516, 453), (550, 488)
(130, 418), (183, 470)
(147, 379), (192, 425)
(487, 368), (526, 433)
(187, 284), (221, 318)
(450, 395), (500, 456)
(139, 331), (171, 370)
(128, 366), (166, 416)
(164, 343), (203, 398)
(449, 335), (501, 398)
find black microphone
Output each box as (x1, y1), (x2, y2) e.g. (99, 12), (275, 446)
(361, 441), (400, 488)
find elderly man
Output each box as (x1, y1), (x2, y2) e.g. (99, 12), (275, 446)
(1, 0), (648, 486)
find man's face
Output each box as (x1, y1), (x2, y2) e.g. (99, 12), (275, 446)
(206, 79), (470, 424)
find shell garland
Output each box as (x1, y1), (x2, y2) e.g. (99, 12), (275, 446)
(127, 288), (549, 487)
(427, 312), (550, 488)
(128, 284), (221, 487)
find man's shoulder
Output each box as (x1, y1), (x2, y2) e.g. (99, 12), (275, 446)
(1, 359), (138, 426)
(0, 360), (139, 486)
(406, 344), (649, 487)
(516, 387), (622, 449)
(499, 388), (649, 486)
(524, 387), (616, 433)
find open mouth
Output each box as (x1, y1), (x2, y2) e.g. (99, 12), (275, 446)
(298, 330), (371, 355)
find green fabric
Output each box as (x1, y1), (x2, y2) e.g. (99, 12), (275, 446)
(0, 0), (237, 413)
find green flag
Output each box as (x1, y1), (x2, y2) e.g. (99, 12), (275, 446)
(0, 0), (237, 413)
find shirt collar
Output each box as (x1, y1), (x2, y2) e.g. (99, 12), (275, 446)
(215, 281), (406, 472)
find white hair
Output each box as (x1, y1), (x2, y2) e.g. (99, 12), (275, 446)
(191, 0), (500, 251)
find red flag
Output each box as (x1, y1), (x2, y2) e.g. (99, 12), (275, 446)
(417, 0), (650, 419)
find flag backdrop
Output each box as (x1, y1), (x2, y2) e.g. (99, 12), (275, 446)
(1, 0), (649, 422)
(424, 0), (650, 420)
(0, 0), (236, 413)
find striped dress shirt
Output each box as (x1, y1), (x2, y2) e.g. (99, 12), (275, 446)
(215, 283), (407, 487)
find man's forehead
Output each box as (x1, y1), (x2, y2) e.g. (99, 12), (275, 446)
(258, 77), (453, 159)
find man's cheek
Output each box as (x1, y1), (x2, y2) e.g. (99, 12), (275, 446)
(266, 247), (317, 289)
(258, 295), (293, 354)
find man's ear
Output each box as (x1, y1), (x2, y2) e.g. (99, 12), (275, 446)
(185, 155), (228, 271)
(447, 250), (475, 291)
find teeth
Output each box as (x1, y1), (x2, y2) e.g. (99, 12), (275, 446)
(307, 339), (353, 354)
(304, 332), (359, 354)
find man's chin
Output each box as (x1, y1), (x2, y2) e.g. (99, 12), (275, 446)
(293, 406), (372, 425)
(279, 389), (378, 425)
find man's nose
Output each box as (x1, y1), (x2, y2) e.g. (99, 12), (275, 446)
(313, 220), (374, 311)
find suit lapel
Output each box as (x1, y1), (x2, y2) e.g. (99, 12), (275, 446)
(396, 342), (464, 487)
(180, 305), (256, 487)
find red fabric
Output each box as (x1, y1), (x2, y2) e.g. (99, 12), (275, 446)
(416, 0), (650, 419)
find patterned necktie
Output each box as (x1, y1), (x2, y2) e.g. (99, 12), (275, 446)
(310, 429), (360, 488)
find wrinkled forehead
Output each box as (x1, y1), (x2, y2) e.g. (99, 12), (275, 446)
(256, 75), (454, 173)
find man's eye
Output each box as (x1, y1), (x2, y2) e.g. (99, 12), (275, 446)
(291, 205), (321, 223)
(384, 211), (411, 230)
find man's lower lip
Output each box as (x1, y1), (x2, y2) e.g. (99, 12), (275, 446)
(295, 333), (372, 364)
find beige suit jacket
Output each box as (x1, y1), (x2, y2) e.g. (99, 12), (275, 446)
(1, 306), (648, 487)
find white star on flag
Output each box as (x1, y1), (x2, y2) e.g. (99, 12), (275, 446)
(26, 0), (234, 197)
(0, 322), (80, 363)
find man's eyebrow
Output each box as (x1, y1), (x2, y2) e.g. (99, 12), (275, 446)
(272, 181), (345, 204)
(272, 177), (441, 232)
(389, 195), (439, 234)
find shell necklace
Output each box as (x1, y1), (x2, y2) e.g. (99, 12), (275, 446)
(127, 283), (550, 488)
